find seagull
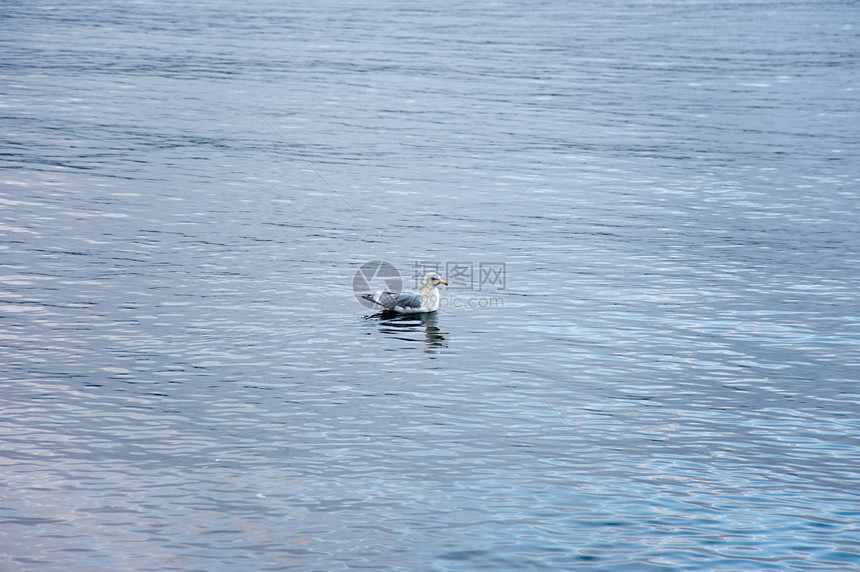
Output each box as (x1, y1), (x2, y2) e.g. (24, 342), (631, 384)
(362, 272), (448, 313)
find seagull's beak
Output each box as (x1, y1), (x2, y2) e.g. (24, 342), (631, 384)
(440, 280), (448, 286)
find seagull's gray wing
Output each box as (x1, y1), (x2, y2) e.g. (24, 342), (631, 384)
(391, 292), (422, 309)
(363, 291), (422, 311)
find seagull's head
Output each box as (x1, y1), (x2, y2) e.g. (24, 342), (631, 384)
(424, 272), (448, 287)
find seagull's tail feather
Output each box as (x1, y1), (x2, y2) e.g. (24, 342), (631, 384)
(361, 294), (385, 307)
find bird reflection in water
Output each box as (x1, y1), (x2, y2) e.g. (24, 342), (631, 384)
(368, 311), (448, 354)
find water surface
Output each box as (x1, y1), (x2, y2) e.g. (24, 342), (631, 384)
(2, 1), (859, 570)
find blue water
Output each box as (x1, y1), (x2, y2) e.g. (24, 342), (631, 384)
(2, 1), (859, 570)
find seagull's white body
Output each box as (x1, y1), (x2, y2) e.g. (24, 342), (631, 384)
(362, 272), (448, 313)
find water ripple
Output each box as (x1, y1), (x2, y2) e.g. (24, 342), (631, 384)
(2, 0), (859, 570)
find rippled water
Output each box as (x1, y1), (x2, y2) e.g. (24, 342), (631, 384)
(2, 1), (859, 570)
